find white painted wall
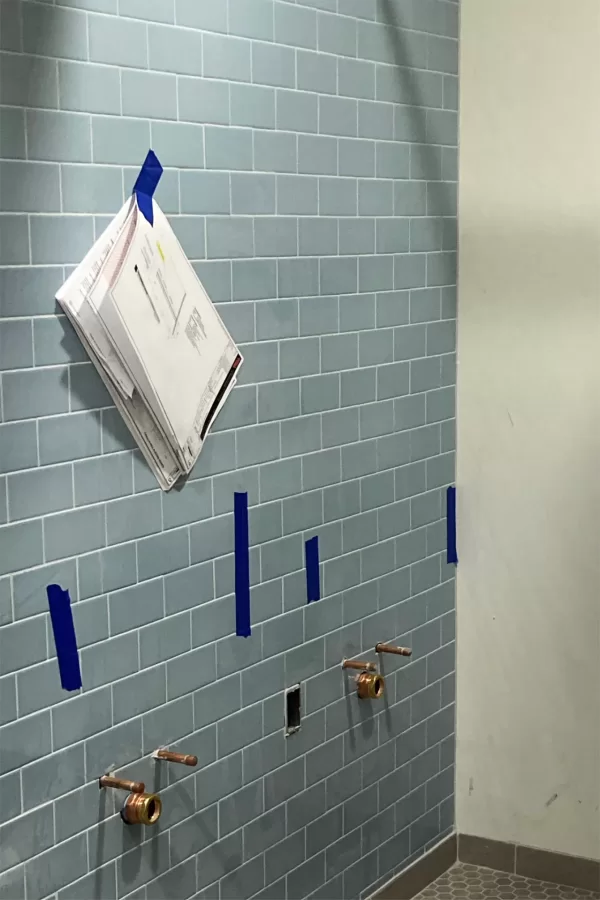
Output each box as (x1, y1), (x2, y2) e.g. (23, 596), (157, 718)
(456, 0), (600, 860)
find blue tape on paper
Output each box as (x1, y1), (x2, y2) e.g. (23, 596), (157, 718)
(305, 536), (321, 603)
(234, 492), (251, 637)
(446, 486), (458, 565)
(132, 149), (163, 226)
(46, 584), (82, 692)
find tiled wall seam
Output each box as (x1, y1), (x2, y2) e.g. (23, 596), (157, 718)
(0, 0), (458, 898)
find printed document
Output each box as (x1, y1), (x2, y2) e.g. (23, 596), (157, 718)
(56, 196), (242, 490)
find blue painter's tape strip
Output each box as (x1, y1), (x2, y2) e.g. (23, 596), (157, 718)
(305, 536), (321, 603)
(46, 584), (82, 692)
(446, 486), (458, 565)
(234, 492), (251, 637)
(133, 149), (163, 226)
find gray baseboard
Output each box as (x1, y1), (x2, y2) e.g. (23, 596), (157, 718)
(372, 834), (457, 900)
(458, 833), (600, 893)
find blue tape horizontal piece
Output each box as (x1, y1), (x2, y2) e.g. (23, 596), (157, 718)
(446, 486), (458, 565)
(47, 584), (82, 691)
(133, 149), (163, 226)
(305, 536), (321, 603)
(234, 492), (251, 637)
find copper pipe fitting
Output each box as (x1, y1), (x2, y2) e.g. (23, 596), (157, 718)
(342, 659), (376, 672)
(375, 642), (413, 657)
(121, 792), (162, 826)
(99, 775), (145, 794)
(356, 671), (385, 700)
(154, 749), (198, 767)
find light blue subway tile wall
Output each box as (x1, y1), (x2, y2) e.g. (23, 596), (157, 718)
(0, 0), (457, 897)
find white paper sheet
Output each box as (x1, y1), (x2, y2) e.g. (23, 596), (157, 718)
(56, 196), (243, 490)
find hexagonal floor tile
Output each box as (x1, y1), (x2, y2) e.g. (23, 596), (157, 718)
(413, 864), (600, 900)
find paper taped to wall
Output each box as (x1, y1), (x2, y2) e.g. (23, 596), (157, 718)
(56, 155), (243, 490)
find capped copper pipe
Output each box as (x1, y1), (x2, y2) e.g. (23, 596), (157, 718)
(375, 642), (412, 657)
(154, 749), (198, 767)
(99, 775), (145, 794)
(121, 792), (162, 826)
(342, 658), (376, 672)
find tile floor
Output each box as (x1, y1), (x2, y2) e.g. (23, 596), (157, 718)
(414, 863), (600, 899)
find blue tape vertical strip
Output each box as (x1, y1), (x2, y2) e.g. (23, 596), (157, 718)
(133, 149), (163, 226)
(305, 536), (321, 603)
(234, 492), (251, 637)
(446, 486), (458, 565)
(46, 584), (82, 691)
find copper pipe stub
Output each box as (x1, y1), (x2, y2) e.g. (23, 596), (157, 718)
(121, 792), (162, 826)
(342, 659), (376, 672)
(99, 775), (145, 794)
(375, 642), (413, 657)
(154, 749), (198, 767)
(356, 671), (385, 700)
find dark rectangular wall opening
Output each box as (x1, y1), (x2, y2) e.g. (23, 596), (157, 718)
(285, 684), (301, 735)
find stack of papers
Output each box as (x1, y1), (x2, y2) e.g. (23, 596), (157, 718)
(56, 192), (242, 491)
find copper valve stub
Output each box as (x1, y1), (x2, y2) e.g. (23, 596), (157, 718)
(356, 671), (385, 700)
(121, 792), (162, 826)
(99, 775), (145, 794)
(153, 749), (198, 767)
(342, 659), (376, 672)
(375, 643), (412, 657)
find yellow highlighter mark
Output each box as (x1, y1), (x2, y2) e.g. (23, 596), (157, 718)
(156, 241), (165, 262)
